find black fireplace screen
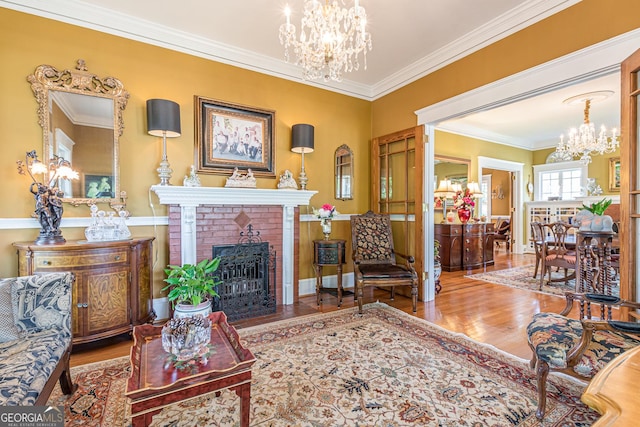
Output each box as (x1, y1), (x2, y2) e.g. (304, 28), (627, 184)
(212, 240), (276, 322)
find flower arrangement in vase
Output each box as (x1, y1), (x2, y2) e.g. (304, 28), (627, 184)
(453, 189), (475, 223)
(312, 203), (339, 239)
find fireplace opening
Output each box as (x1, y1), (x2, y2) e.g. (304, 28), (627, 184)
(212, 226), (276, 322)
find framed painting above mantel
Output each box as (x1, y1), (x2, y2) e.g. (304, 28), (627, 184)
(195, 96), (275, 178)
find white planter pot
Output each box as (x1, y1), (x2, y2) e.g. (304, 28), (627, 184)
(174, 299), (212, 319)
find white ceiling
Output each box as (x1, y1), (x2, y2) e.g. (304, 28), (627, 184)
(6, 0), (622, 151)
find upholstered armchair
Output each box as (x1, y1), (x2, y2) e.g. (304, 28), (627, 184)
(350, 211), (418, 314)
(526, 292), (640, 420)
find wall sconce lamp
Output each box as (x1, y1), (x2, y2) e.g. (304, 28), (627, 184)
(17, 150), (79, 245)
(291, 124), (314, 190)
(492, 184), (505, 199)
(146, 99), (181, 186)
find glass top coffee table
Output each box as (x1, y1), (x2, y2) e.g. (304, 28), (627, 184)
(125, 311), (256, 426)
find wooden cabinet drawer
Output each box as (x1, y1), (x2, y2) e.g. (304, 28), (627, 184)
(33, 249), (129, 269)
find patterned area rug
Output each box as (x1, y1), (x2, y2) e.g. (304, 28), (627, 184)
(466, 265), (577, 296)
(49, 303), (598, 426)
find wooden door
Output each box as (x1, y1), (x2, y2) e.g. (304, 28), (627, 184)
(620, 48), (640, 320)
(371, 126), (424, 299)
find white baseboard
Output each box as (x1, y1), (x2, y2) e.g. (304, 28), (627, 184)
(299, 272), (354, 296)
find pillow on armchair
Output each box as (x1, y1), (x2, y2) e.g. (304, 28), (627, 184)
(10, 273), (73, 336)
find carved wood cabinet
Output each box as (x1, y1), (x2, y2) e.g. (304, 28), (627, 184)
(434, 223), (494, 272)
(13, 238), (155, 344)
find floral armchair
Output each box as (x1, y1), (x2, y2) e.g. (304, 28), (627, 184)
(350, 211), (418, 314)
(526, 292), (640, 420)
(0, 272), (77, 405)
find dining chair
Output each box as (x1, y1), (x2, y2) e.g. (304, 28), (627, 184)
(530, 221), (545, 278)
(540, 222), (576, 290)
(527, 292), (640, 420)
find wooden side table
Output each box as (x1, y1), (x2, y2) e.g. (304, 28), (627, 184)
(125, 312), (256, 427)
(313, 239), (347, 307)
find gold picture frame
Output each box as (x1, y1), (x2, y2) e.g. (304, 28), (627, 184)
(194, 96), (275, 177)
(609, 157), (621, 192)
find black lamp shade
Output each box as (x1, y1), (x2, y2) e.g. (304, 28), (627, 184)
(291, 124), (314, 153)
(146, 99), (181, 137)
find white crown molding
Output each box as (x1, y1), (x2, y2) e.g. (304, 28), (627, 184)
(416, 28), (640, 150)
(150, 185), (316, 207)
(0, 215), (167, 230)
(373, 0), (582, 98)
(1, 0), (579, 101)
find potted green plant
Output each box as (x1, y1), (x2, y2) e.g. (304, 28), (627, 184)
(162, 258), (222, 319)
(580, 197), (612, 215)
(576, 197), (614, 232)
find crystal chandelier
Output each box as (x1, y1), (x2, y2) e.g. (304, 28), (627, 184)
(556, 92), (619, 164)
(279, 0), (372, 82)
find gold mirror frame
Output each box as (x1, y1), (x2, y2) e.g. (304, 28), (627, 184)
(27, 59), (129, 211)
(335, 144), (353, 200)
(434, 155), (470, 189)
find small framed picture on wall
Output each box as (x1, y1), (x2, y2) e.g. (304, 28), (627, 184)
(609, 157), (621, 192)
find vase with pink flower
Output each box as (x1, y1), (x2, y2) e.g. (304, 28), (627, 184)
(313, 203), (339, 240)
(453, 189), (475, 224)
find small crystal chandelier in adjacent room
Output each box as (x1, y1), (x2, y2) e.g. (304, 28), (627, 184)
(556, 91), (619, 164)
(279, 0), (372, 82)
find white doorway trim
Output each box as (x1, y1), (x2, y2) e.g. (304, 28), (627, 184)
(415, 29), (640, 126)
(415, 28), (640, 297)
(477, 157), (524, 253)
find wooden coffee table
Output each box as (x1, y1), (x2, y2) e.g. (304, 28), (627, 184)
(125, 312), (256, 426)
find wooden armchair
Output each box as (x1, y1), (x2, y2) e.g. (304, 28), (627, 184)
(540, 221), (576, 289)
(350, 211), (418, 314)
(526, 292), (640, 420)
(493, 218), (511, 251)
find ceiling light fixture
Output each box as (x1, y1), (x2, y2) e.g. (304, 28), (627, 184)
(279, 0), (372, 82)
(556, 91), (619, 164)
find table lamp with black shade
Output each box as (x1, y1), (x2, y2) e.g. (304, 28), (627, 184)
(291, 124), (314, 190)
(147, 99), (181, 186)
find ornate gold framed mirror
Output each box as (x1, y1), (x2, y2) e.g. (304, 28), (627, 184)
(27, 59), (129, 211)
(335, 144), (353, 200)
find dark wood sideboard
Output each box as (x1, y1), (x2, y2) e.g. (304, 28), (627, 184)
(13, 238), (155, 344)
(434, 223), (495, 271)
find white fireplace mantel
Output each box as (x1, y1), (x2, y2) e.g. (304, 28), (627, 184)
(151, 185), (317, 305)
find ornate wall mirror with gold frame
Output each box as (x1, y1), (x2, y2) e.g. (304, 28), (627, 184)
(335, 144), (353, 200)
(28, 59), (129, 211)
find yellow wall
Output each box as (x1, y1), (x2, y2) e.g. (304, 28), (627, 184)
(0, 9), (370, 294)
(485, 169), (511, 216)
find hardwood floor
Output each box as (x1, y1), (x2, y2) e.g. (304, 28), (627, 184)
(70, 247), (571, 367)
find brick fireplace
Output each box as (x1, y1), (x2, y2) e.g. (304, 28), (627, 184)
(152, 186), (316, 305)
